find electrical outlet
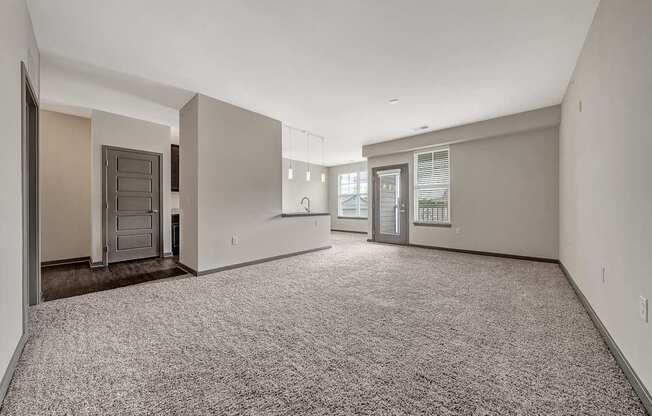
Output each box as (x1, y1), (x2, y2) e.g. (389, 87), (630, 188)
(455, 227), (461, 235)
(601, 267), (606, 284)
(231, 235), (239, 245)
(640, 297), (648, 323)
(314, 219), (318, 227)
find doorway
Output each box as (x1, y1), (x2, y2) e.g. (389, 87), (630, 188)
(102, 146), (163, 265)
(372, 164), (409, 245)
(21, 62), (40, 316)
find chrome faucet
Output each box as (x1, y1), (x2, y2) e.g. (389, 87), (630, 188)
(300, 196), (311, 213)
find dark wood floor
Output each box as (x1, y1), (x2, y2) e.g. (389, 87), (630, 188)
(41, 257), (188, 301)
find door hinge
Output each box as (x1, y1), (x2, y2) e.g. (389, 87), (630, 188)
(103, 246), (108, 253)
(105, 159), (108, 167)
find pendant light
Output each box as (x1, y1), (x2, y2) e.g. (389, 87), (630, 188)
(305, 131), (311, 181)
(287, 125), (294, 180)
(320, 136), (326, 183)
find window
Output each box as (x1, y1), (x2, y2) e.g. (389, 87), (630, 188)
(415, 148), (450, 224)
(338, 171), (368, 218)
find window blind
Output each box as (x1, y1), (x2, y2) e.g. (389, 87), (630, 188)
(415, 148), (450, 223)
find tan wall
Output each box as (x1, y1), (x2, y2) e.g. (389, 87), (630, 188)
(559, 0), (652, 393)
(40, 110), (91, 262)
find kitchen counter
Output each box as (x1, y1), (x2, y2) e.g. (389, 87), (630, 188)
(281, 212), (331, 217)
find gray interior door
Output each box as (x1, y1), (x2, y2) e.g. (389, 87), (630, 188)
(373, 164), (409, 245)
(22, 62), (40, 307)
(104, 147), (161, 263)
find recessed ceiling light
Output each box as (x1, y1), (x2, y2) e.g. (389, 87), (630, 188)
(414, 125), (429, 131)
(388, 98), (399, 104)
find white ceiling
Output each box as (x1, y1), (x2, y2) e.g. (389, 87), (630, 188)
(39, 53), (193, 127)
(27, 0), (598, 166)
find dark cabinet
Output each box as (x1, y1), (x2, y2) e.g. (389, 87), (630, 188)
(171, 144), (179, 192)
(172, 214), (180, 256)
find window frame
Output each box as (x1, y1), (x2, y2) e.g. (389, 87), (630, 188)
(337, 171), (368, 219)
(413, 147), (451, 225)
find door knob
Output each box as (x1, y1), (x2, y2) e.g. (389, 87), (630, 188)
(149, 209), (159, 214)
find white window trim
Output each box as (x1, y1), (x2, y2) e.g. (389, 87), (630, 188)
(413, 146), (451, 225)
(337, 171), (368, 218)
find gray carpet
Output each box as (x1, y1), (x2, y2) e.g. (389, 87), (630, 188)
(1, 233), (646, 415)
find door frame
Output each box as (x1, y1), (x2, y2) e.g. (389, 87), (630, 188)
(371, 163), (409, 245)
(101, 145), (164, 267)
(21, 61), (40, 331)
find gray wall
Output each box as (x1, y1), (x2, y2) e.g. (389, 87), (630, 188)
(328, 161), (369, 233)
(363, 106), (561, 158)
(90, 110), (174, 262)
(0, 0), (40, 393)
(182, 94), (331, 273)
(560, 0), (652, 393)
(179, 96), (199, 271)
(367, 113), (559, 260)
(282, 158), (328, 213)
(40, 110), (91, 262)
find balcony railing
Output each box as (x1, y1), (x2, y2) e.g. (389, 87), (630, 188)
(417, 206), (448, 223)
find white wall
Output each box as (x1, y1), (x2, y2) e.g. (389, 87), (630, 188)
(40, 110), (91, 262)
(282, 158), (328, 213)
(181, 94), (331, 273)
(328, 161), (369, 233)
(560, 0), (652, 393)
(0, 0), (39, 392)
(90, 110), (174, 262)
(367, 122), (559, 259)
